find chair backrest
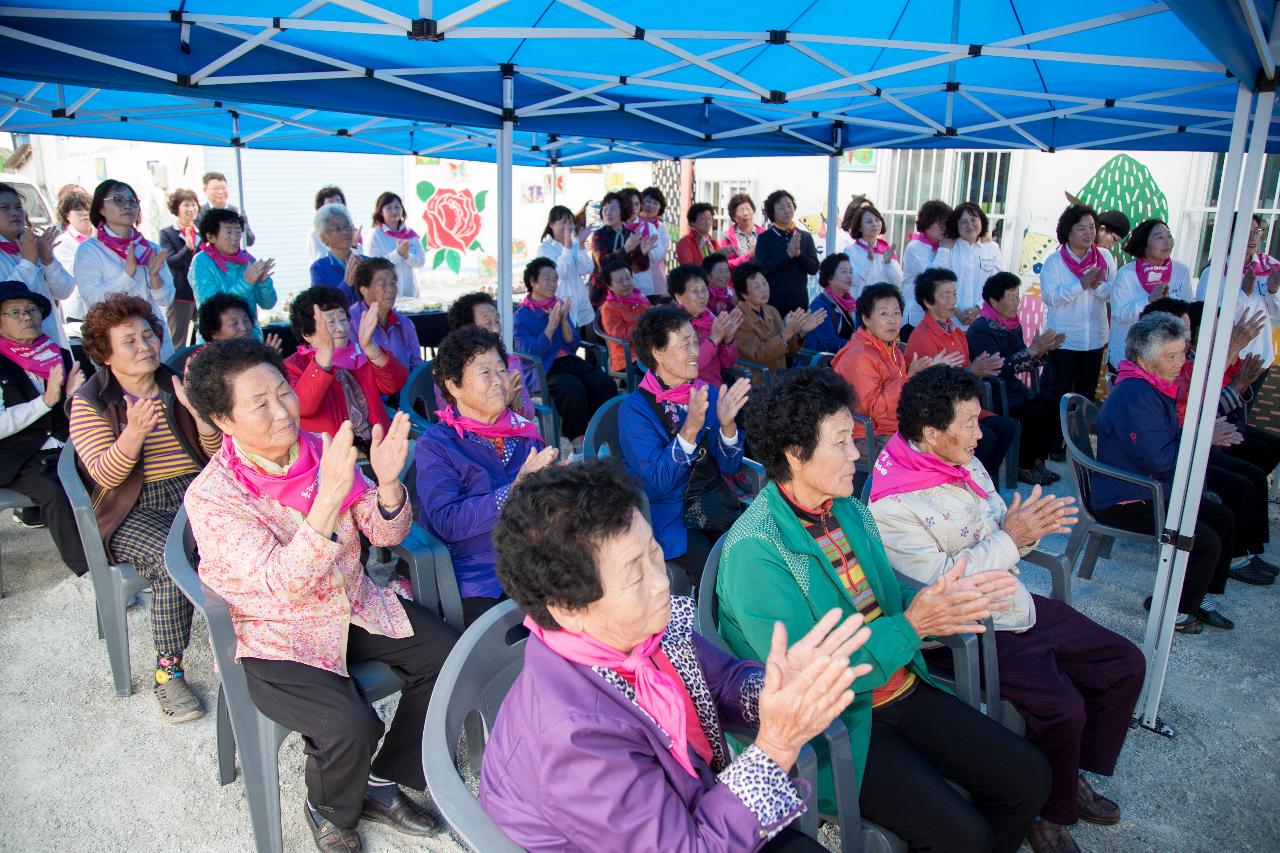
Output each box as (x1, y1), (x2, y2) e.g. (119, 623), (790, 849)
(166, 343), (203, 374)
(399, 360), (438, 426)
(582, 394), (626, 458)
(401, 458), (465, 631)
(696, 534), (732, 654)
(423, 600), (528, 853)
(1060, 393), (1099, 506)
(814, 353), (834, 369)
(56, 442), (114, 569)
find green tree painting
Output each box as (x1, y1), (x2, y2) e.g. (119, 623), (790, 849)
(1074, 154), (1168, 267)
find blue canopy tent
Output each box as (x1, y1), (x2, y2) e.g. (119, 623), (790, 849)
(0, 0), (1276, 731)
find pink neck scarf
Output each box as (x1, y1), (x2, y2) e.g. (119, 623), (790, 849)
(200, 241), (255, 273)
(381, 222), (419, 241)
(221, 432), (369, 515)
(1115, 359), (1178, 399)
(0, 334), (60, 379)
(605, 290), (649, 310)
(1059, 243), (1106, 281)
(979, 303), (1020, 331)
(296, 344), (367, 372)
(639, 369), (706, 406)
(525, 616), (698, 778)
(434, 405), (541, 442)
(522, 295), (559, 312)
(869, 433), (989, 503)
(909, 231), (939, 251)
(856, 237), (893, 258)
(707, 284), (734, 308)
(96, 224), (154, 266)
(0, 238), (18, 256)
(687, 307), (715, 337)
(1249, 253), (1279, 277)
(824, 286), (857, 313)
(1134, 257), (1172, 294)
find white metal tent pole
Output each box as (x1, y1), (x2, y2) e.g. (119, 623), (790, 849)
(231, 111), (246, 213)
(826, 153), (839, 257)
(1136, 84), (1273, 729)
(498, 68), (514, 351)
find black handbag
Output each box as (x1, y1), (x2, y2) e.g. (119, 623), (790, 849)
(642, 390), (742, 538)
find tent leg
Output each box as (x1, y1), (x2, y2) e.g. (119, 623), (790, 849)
(825, 154), (839, 257)
(497, 72), (514, 353)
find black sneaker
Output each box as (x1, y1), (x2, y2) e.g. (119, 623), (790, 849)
(1228, 562), (1275, 586)
(11, 509), (44, 529)
(1195, 599), (1235, 630)
(1035, 462), (1062, 484)
(1247, 555), (1280, 577)
(1049, 449), (1067, 463)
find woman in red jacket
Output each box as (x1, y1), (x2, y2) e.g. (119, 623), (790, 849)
(284, 285), (407, 450)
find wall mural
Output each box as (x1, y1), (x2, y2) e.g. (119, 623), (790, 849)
(417, 180), (486, 274)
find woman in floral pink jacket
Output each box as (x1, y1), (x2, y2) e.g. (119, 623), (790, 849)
(184, 338), (458, 852)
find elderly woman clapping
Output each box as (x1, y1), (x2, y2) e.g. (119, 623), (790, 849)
(69, 294), (222, 723)
(869, 365), (1144, 853)
(310, 203), (363, 305)
(1092, 312), (1245, 633)
(190, 206), (276, 341)
(480, 458), (872, 852)
(716, 367), (1050, 853)
(184, 339), (459, 851)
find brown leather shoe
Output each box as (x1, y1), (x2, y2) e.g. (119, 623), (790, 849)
(1077, 774), (1121, 825)
(360, 789), (440, 836)
(1027, 818), (1081, 853)
(305, 805), (362, 852)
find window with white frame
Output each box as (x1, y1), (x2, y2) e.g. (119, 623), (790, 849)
(878, 150), (1016, 251)
(1187, 152), (1280, 276)
(698, 178), (755, 239)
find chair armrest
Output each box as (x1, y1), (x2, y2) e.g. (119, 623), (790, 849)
(894, 570), (981, 710)
(741, 458), (767, 498)
(734, 358), (773, 386)
(723, 722), (821, 839)
(1021, 548), (1072, 604)
(983, 376), (1010, 416)
(1069, 449), (1167, 520)
(976, 615), (1002, 721)
(851, 412), (876, 469)
(411, 525), (465, 632)
(389, 536), (438, 616)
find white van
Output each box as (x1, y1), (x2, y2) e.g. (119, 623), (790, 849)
(0, 173), (55, 230)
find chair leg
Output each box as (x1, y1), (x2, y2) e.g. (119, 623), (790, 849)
(235, 713), (287, 853)
(0, 540), (5, 599)
(1099, 535), (1115, 559)
(96, 607), (104, 640)
(217, 686), (238, 785)
(1078, 533), (1106, 581)
(92, 573), (134, 697)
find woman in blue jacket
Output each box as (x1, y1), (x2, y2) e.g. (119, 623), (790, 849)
(1092, 312), (1241, 634)
(804, 253), (858, 353)
(617, 304), (750, 583)
(415, 326), (558, 626)
(513, 257), (616, 452)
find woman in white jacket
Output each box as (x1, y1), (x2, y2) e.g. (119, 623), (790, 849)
(1109, 219), (1191, 368)
(536, 205), (596, 335)
(840, 197), (902, 299)
(629, 186), (671, 296)
(933, 202), (1002, 329)
(900, 200), (952, 334)
(73, 180), (175, 358)
(869, 364), (1144, 853)
(363, 191), (424, 299)
(1040, 204), (1116, 409)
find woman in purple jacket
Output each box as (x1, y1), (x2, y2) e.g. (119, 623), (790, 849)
(481, 459), (872, 852)
(415, 327), (558, 626)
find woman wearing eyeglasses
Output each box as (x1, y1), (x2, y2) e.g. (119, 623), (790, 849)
(73, 180), (176, 358)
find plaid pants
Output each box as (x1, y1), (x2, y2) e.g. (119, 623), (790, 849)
(108, 474), (196, 657)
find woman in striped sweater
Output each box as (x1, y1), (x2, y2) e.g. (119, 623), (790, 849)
(69, 294), (221, 723)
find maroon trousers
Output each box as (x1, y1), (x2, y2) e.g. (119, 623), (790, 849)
(926, 595), (1145, 824)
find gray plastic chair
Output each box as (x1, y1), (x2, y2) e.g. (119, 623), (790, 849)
(0, 488), (34, 597)
(164, 509), (407, 853)
(581, 394), (626, 458)
(165, 343), (203, 374)
(696, 537), (905, 853)
(397, 359), (437, 434)
(423, 599), (832, 851)
(56, 442), (151, 697)
(1060, 393), (1166, 581)
(727, 357), (773, 387)
(592, 317), (638, 392)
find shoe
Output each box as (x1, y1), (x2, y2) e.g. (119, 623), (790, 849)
(1049, 449), (1067, 463)
(1174, 613), (1203, 634)
(306, 804), (362, 852)
(1195, 598), (1235, 630)
(1019, 467), (1048, 486)
(153, 669), (205, 723)
(360, 789), (440, 837)
(11, 509), (44, 529)
(1247, 555), (1280, 577)
(1027, 818), (1081, 853)
(1076, 775), (1121, 825)
(1035, 462), (1062, 484)
(1227, 562), (1275, 586)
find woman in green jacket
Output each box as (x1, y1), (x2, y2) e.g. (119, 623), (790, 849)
(716, 366), (1050, 853)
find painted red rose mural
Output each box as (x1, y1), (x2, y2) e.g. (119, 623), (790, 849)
(417, 181), (486, 273)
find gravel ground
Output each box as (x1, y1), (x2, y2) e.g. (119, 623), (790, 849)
(0, 461), (1276, 852)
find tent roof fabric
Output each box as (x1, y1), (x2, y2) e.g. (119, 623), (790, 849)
(0, 1), (1274, 156)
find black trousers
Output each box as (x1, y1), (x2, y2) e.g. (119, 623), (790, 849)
(546, 355), (617, 441)
(1207, 450), (1269, 557)
(1009, 395), (1060, 468)
(669, 527), (713, 591)
(1047, 347), (1105, 403)
(1243, 367), (1270, 421)
(1224, 423), (1280, 474)
(6, 447), (87, 576)
(859, 683), (1051, 853)
(1092, 497), (1234, 612)
(460, 594), (506, 628)
(760, 827), (827, 851)
(975, 415), (1016, 484)
(242, 599), (459, 829)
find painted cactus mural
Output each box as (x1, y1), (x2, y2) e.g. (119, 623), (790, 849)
(417, 181), (486, 274)
(1074, 154), (1168, 266)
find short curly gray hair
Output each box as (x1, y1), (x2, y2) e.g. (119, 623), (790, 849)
(314, 202), (354, 234)
(1125, 311), (1187, 363)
